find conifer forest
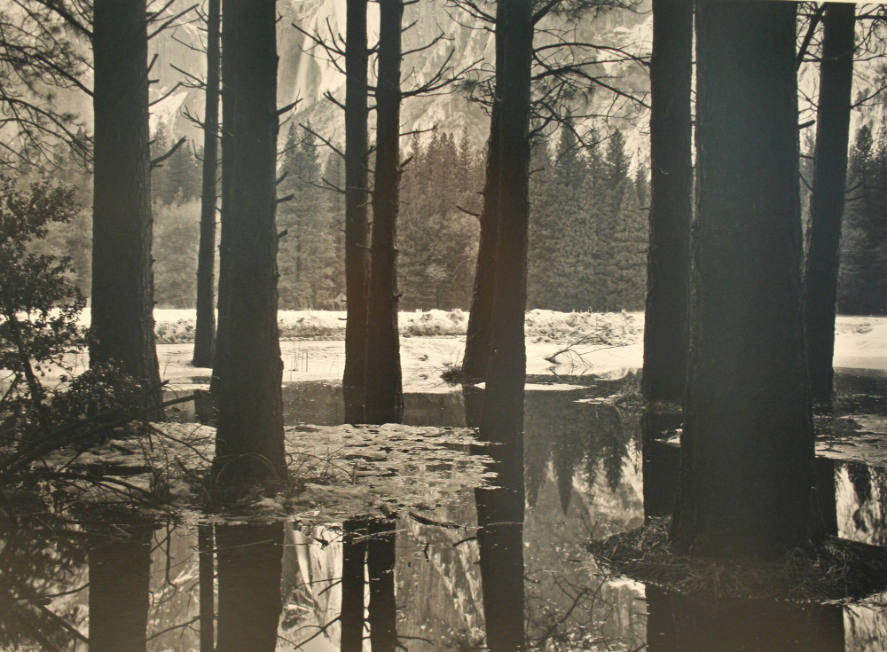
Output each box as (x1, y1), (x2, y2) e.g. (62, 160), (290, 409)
(1, 0), (887, 650)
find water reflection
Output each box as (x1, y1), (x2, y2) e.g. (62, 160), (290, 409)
(340, 519), (366, 651)
(2, 372), (887, 649)
(88, 521), (154, 651)
(367, 518), (398, 651)
(216, 523), (284, 652)
(646, 586), (846, 651)
(467, 385), (526, 651)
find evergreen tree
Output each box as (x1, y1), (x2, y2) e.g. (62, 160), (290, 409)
(278, 125), (320, 307)
(838, 124), (887, 315)
(527, 134), (555, 308)
(150, 124), (171, 205)
(321, 152), (346, 304)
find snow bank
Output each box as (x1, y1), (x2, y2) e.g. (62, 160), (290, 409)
(141, 308), (642, 343)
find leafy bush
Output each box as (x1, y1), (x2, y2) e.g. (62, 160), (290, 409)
(0, 178), (84, 437)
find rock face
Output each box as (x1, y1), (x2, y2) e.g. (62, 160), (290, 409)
(143, 0), (652, 151)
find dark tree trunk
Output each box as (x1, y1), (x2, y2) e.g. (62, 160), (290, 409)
(212, 0), (285, 488)
(479, 0), (532, 449)
(367, 518), (397, 652)
(472, 7), (532, 644)
(90, 0), (161, 408)
(804, 3), (855, 408)
(340, 519), (367, 652)
(88, 524), (152, 652)
(672, 1), (816, 556)
(364, 0), (404, 425)
(216, 524), (283, 652)
(642, 0), (692, 403)
(193, 0), (221, 368)
(198, 523), (215, 652)
(462, 4), (503, 384)
(343, 0), (371, 423)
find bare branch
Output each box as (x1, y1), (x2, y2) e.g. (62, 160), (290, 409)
(148, 4), (199, 40)
(797, 3), (826, 69)
(149, 81), (183, 107)
(300, 122), (345, 161)
(151, 136), (186, 168)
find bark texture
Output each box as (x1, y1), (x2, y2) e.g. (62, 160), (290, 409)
(804, 3), (855, 407)
(462, 3), (503, 383)
(212, 0), (285, 487)
(343, 0), (371, 423)
(90, 0), (161, 407)
(479, 0), (532, 450)
(364, 0), (404, 425)
(193, 0), (221, 368)
(642, 0), (692, 402)
(672, 0), (816, 556)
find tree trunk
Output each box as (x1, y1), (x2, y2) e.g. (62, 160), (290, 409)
(88, 524), (152, 652)
(642, 0), (692, 403)
(672, 0), (816, 556)
(216, 524), (283, 652)
(343, 0), (371, 423)
(364, 0), (404, 425)
(90, 0), (161, 408)
(462, 4), (503, 383)
(212, 0), (285, 488)
(479, 0), (532, 450)
(804, 3), (855, 408)
(193, 0), (221, 368)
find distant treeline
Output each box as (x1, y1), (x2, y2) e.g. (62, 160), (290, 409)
(147, 121), (651, 312)
(43, 120), (885, 315)
(836, 122), (887, 315)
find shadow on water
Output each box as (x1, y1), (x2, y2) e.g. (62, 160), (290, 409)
(3, 370), (887, 649)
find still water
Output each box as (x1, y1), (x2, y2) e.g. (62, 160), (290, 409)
(2, 372), (886, 650)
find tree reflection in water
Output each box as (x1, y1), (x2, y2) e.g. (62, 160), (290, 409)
(1, 371), (886, 649)
(646, 586), (845, 652)
(340, 519), (367, 651)
(216, 523), (284, 652)
(88, 520), (154, 652)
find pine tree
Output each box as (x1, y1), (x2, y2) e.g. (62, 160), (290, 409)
(91, 0), (161, 409)
(212, 0), (285, 489)
(673, 0), (814, 556)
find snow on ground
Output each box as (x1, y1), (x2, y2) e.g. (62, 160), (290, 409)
(54, 310), (887, 392)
